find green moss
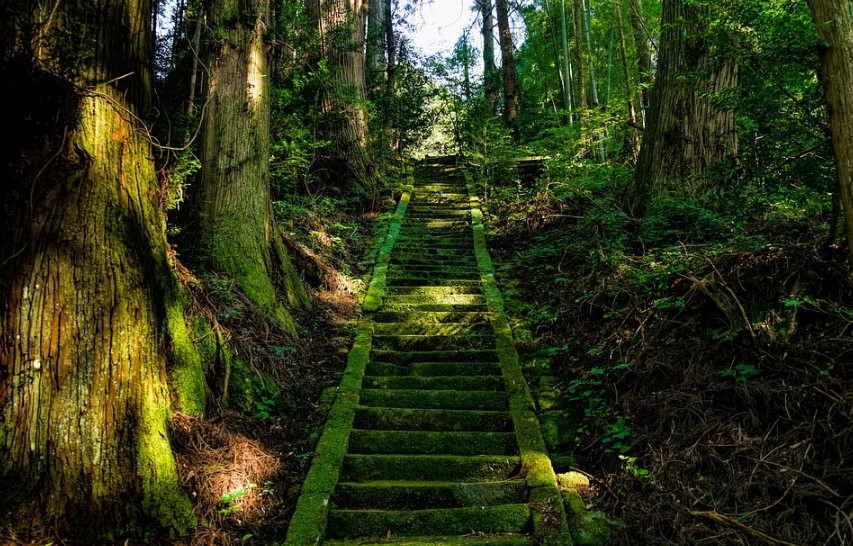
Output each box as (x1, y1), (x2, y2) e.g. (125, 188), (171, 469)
(136, 386), (197, 536)
(327, 504), (532, 539)
(164, 291), (206, 417)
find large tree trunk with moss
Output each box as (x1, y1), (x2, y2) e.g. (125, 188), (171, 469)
(495, 0), (519, 138)
(628, 0), (738, 217)
(807, 0), (853, 261)
(309, 0), (374, 189)
(0, 0), (197, 539)
(196, 0), (309, 333)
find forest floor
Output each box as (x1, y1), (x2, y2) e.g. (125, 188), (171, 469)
(484, 179), (853, 546)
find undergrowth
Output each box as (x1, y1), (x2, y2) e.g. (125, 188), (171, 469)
(486, 164), (853, 546)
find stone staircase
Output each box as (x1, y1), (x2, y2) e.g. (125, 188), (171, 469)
(284, 160), (570, 545)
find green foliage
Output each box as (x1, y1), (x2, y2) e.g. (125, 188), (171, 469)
(719, 363), (761, 383)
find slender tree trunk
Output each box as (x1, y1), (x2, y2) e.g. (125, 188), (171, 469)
(572, 0), (588, 110)
(0, 0), (197, 539)
(583, 0), (600, 107)
(629, 0), (738, 216)
(616, 0), (641, 157)
(629, 0), (651, 125)
(479, 0), (500, 114)
(807, 0), (853, 260)
(560, 0), (575, 121)
(197, 0), (309, 333)
(496, 0), (520, 138)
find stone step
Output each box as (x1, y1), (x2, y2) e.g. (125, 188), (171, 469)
(326, 504), (531, 539)
(380, 302), (490, 313)
(371, 321), (492, 336)
(390, 256), (478, 267)
(371, 334), (495, 352)
(362, 375), (505, 391)
(354, 407), (513, 432)
(370, 349), (499, 364)
(384, 285), (482, 296)
(339, 454), (522, 482)
(371, 311), (490, 324)
(366, 361), (502, 377)
(347, 430), (518, 455)
(385, 278), (482, 288)
(332, 480), (528, 510)
(358, 389), (508, 410)
(323, 535), (535, 546)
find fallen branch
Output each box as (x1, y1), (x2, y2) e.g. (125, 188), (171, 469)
(690, 510), (806, 546)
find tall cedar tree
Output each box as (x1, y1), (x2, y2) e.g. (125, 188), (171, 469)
(496, 0), (520, 138)
(479, 0), (500, 114)
(629, 0), (738, 216)
(195, 0), (310, 333)
(309, 0), (374, 188)
(807, 0), (853, 260)
(0, 0), (197, 539)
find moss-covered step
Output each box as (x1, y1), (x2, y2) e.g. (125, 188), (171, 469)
(392, 249), (476, 260)
(332, 480), (528, 510)
(371, 311), (490, 324)
(362, 375), (505, 391)
(365, 361), (502, 377)
(339, 454), (522, 482)
(370, 349), (498, 364)
(371, 321), (492, 336)
(358, 389), (508, 410)
(354, 407), (513, 432)
(384, 285), (483, 296)
(390, 257), (478, 268)
(384, 278), (481, 288)
(370, 334), (496, 351)
(347, 430), (518, 455)
(323, 535), (535, 546)
(326, 504), (531, 539)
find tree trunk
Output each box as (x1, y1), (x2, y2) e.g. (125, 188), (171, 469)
(628, 0), (738, 216)
(309, 0), (374, 189)
(367, 0), (387, 91)
(495, 0), (520, 138)
(616, 0), (641, 158)
(807, 0), (853, 260)
(0, 0), (196, 539)
(197, 0), (309, 333)
(572, 0), (588, 111)
(629, 0), (651, 125)
(479, 0), (500, 114)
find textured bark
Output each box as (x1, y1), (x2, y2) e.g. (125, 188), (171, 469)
(479, 0), (500, 114)
(309, 0), (373, 187)
(629, 0), (738, 216)
(0, 0), (195, 539)
(197, 0), (309, 333)
(495, 0), (519, 138)
(572, 0), (588, 110)
(367, 0), (387, 90)
(807, 0), (853, 260)
(616, 0), (641, 157)
(629, 0), (651, 123)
